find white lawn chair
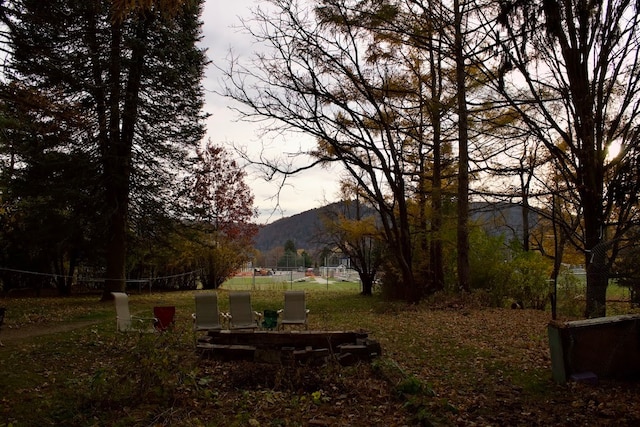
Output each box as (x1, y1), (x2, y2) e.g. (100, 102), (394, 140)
(228, 292), (262, 330)
(111, 292), (155, 332)
(193, 292), (227, 332)
(278, 290), (309, 330)
(192, 292), (228, 345)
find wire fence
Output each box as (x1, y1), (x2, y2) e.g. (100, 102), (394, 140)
(0, 266), (365, 296)
(225, 268), (363, 292)
(0, 266), (201, 296)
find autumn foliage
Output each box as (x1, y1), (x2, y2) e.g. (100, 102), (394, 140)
(190, 143), (259, 288)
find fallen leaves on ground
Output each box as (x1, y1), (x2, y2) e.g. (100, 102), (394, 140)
(2, 293), (640, 426)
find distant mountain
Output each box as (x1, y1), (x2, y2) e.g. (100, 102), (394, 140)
(253, 203), (341, 253)
(471, 201), (538, 240)
(253, 201), (537, 253)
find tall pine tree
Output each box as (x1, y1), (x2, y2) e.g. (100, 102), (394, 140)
(0, 0), (207, 297)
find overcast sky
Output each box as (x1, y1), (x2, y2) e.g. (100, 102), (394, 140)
(199, 0), (341, 224)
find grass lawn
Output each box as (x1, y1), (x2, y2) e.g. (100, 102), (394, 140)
(1, 287), (639, 426)
(222, 274), (362, 292)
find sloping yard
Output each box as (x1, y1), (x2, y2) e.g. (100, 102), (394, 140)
(1, 290), (639, 426)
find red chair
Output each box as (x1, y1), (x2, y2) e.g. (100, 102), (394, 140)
(153, 306), (176, 331)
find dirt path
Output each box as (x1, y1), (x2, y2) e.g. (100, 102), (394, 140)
(0, 320), (100, 345)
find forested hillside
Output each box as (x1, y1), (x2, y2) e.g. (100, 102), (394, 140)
(253, 205), (333, 252)
(254, 202), (538, 253)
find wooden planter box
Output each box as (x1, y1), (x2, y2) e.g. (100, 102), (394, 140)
(548, 314), (640, 383)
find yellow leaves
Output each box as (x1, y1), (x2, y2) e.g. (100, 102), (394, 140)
(315, 138), (339, 157)
(478, 103), (522, 132)
(337, 214), (378, 236)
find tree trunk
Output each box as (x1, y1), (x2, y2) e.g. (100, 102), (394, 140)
(430, 96), (445, 293)
(521, 187), (530, 251)
(103, 187), (128, 297)
(585, 235), (608, 318)
(101, 16), (148, 300)
(360, 274), (374, 296)
(428, 18), (445, 294)
(102, 19), (126, 300)
(454, 0), (470, 292)
(53, 252), (77, 297)
(397, 198), (420, 303)
(580, 120), (606, 318)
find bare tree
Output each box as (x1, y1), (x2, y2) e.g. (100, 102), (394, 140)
(221, 0), (442, 301)
(319, 187), (385, 296)
(481, 0), (640, 317)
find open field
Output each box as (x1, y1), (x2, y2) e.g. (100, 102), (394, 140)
(1, 288), (640, 426)
(222, 274), (362, 292)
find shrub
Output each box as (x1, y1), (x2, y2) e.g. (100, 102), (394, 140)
(470, 229), (551, 308)
(469, 230), (510, 306)
(508, 250), (551, 309)
(554, 268), (586, 317)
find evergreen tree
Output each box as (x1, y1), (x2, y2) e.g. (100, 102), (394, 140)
(0, 0), (207, 297)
